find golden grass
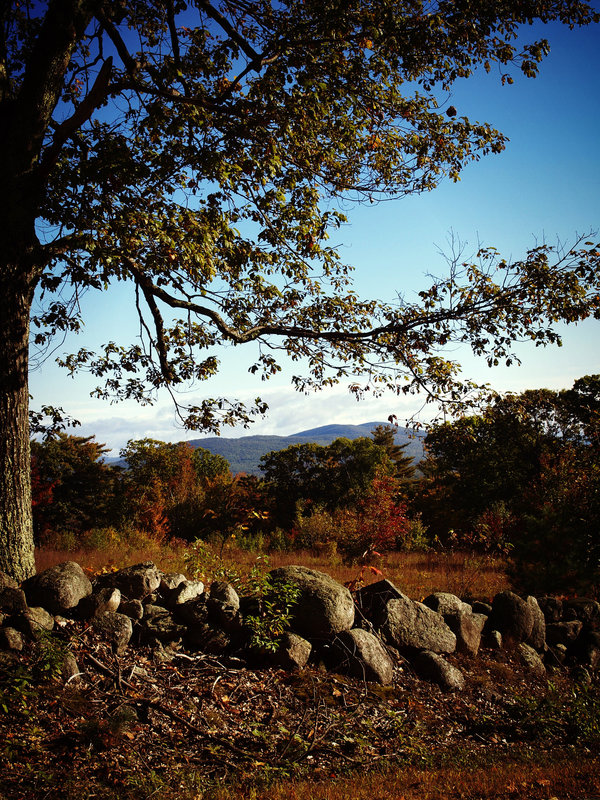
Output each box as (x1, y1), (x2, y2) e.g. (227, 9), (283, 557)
(35, 540), (508, 600)
(207, 757), (600, 800)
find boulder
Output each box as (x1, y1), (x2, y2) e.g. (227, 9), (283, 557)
(538, 596), (563, 623)
(94, 612), (133, 654)
(546, 620), (583, 647)
(18, 606), (55, 639)
(84, 587), (121, 619)
(61, 652), (82, 684)
(164, 580), (205, 608)
(0, 626), (24, 651)
(563, 598), (600, 628)
(160, 572), (187, 592)
(517, 643), (546, 677)
(140, 604), (187, 643)
(375, 593), (456, 655)
(488, 590), (534, 645)
(525, 596), (546, 651)
(443, 610), (482, 657)
(210, 582), (240, 613)
(269, 566), (354, 639)
(412, 651), (465, 692)
(272, 632), (312, 670)
(107, 561), (161, 600)
(0, 586), (28, 614)
(23, 561), (92, 614)
(330, 629), (394, 685)
(423, 592), (472, 616)
(354, 579), (405, 622)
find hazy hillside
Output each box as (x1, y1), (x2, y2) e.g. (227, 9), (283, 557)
(187, 421), (425, 475)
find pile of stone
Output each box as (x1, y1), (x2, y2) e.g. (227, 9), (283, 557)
(1, 561), (598, 692)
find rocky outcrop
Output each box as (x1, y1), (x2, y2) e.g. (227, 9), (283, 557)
(2, 560), (599, 695)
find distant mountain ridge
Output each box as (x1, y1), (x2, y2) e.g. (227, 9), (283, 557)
(186, 421), (425, 475)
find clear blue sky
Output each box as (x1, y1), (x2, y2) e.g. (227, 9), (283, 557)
(29, 18), (600, 454)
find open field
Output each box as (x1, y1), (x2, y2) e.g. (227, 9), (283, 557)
(35, 543), (509, 601)
(2, 544), (593, 800)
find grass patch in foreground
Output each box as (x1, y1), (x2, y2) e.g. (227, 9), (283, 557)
(206, 756), (600, 800)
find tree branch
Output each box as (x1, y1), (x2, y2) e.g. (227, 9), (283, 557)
(38, 55), (113, 179)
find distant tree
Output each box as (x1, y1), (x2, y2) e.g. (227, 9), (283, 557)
(198, 473), (269, 553)
(120, 438), (207, 540)
(31, 434), (123, 541)
(371, 424), (416, 482)
(191, 447), (231, 482)
(3, 1), (600, 579)
(261, 436), (393, 526)
(510, 445), (600, 595)
(414, 376), (600, 568)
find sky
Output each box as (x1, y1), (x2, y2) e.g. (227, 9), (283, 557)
(29, 16), (600, 454)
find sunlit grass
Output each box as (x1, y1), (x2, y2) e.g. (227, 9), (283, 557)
(204, 757), (600, 800)
(36, 536), (508, 600)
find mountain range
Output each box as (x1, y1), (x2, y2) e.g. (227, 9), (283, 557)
(187, 421), (426, 475)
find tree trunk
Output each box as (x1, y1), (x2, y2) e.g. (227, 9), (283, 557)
(0, 261), (36, 581)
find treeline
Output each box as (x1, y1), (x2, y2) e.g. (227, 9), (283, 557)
(32, 376), (600, 595)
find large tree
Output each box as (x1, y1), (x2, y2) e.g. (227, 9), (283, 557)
(2, 0), (600, 580)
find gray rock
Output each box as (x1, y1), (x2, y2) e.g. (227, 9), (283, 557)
(443, 610), (481, 657)
(563, 598), (600, 627)
(210, 581), (240, 612)
(273, 632), (312, 670)
(0, 626), (24, 651)
(546, 620), (583, 647)
(331, 629), (394, 685)
(423, 592), (472, 616)
(525, 596), (546, 651)
(471, 600), (492, 616)
(62, 652), (82, 684)
(488, 590), (534, 645)
(0, 586), (28, 614)
(107, 562), (161, 600)
(160, 572), (187, 592)
(269, 566), (354, 639)
(140, 604), (187, 643)
(538, 596), (563, 623)
(165, 580), (205, 608)
(85, 587), (122, 619)
(94, 612), (133, 654)
(23, 561), (92, 614)
(19, 606), (55, 639)
(518, 642), (546, 677)
(120, 598), (144, 620)
(354, 579), (406, 622)
(412, 651), (465, 692)
(485, 629), (503, 650)
(376, 593), (456, 655)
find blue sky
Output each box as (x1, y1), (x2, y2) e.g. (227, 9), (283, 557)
(29, 18), (600, 454)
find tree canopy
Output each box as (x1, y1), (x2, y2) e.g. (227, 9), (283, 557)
(1, 0), (600, 579)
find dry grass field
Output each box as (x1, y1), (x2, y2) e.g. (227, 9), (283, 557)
(35, 542), (509, 601)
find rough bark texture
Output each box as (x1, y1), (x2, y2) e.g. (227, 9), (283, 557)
(0, 260), (36, 581)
